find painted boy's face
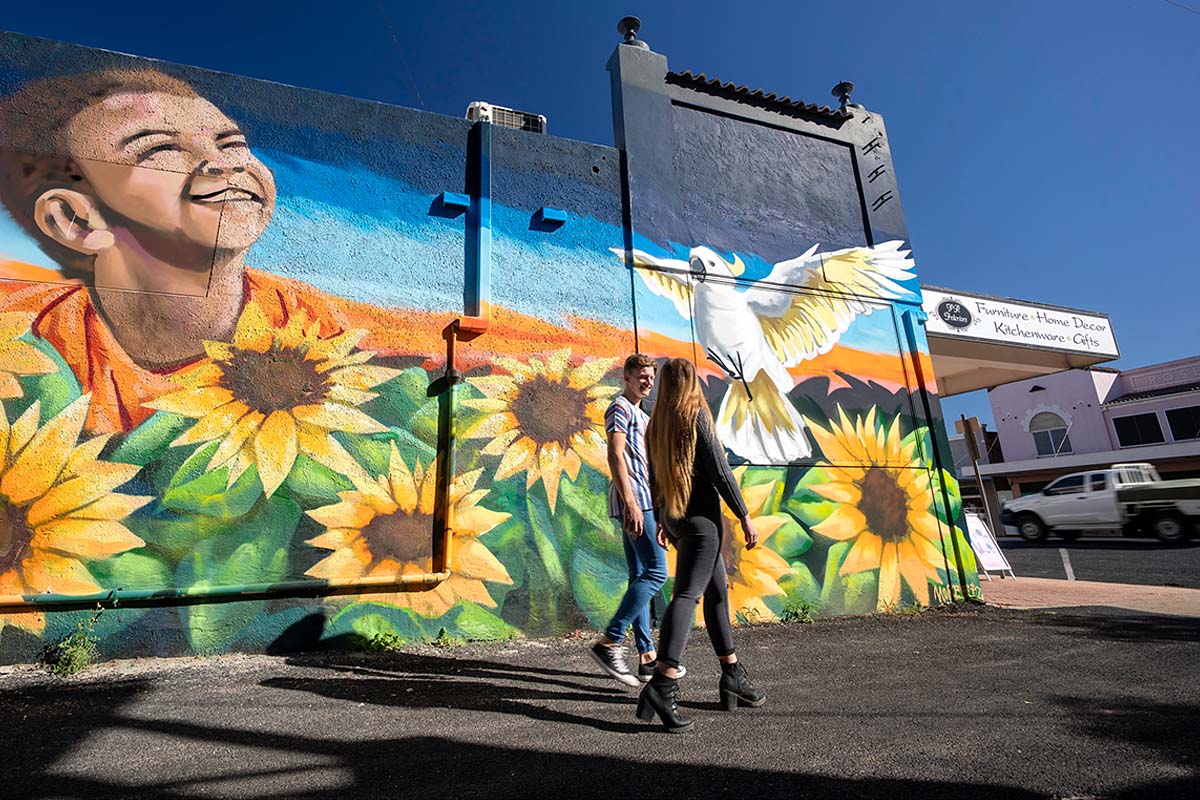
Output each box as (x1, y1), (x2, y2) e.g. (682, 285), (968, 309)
(624, 366), (655, 400)
(64, 91), (276, 258)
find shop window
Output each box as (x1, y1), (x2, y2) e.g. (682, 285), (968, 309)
(1166, 405), (1200, 441)
(1113, 412), (1165, 447)
(1029, 411), (1071, 456)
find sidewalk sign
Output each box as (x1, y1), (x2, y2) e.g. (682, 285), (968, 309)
(964, 511), (1016, 581)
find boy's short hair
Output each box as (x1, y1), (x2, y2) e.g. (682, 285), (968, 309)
(623, 353), (657, 375)
(0, 69), (200, 278)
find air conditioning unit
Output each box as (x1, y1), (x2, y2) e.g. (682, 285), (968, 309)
(466, 101), (547, 134)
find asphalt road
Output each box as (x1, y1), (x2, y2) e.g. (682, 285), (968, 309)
(998, 535), (1200, 589)
(2, 605), (1198, 800)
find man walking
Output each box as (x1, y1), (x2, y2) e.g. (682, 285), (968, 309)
(589, 354), (682, 687)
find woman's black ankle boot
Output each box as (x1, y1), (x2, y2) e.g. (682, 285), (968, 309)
(636, 673), (694, 732)
(719, 661), (766, 711)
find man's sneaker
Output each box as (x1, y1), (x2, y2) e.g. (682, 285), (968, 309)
(638, 660), (686, 683)
(589, 642), (639, 687)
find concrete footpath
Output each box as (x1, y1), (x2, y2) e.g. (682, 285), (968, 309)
(2, 598), (1198, 800)
(981, 574), (1200, 617)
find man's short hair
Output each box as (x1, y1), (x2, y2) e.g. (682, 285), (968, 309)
(623, 353), (657, 375)
(0, 69), (200, 279)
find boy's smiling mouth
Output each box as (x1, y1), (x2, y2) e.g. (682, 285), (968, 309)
(189, 186), (263, 205)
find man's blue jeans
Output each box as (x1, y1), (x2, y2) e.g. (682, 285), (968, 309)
(604, 509), (668, 654)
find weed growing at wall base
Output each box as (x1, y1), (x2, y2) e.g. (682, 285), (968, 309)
(42, 606), (103, 677)
(780, 599), (820, 624)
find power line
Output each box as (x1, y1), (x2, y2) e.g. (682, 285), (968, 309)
(374, 0), (427, 110)
(1162, 0), (1200, 15)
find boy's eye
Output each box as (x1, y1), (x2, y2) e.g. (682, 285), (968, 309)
(136, 142), (184, 163)
(218, 140), (248, 151)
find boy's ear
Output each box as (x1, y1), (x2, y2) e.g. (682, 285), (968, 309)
(33, 189), (114, 255)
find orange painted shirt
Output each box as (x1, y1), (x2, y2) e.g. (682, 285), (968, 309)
(0, 260), (638, 435)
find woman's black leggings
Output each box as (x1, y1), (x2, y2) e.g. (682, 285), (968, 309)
(656, 514), (736, 668)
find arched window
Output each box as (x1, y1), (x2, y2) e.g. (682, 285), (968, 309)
(1030, 412), (1072, 456)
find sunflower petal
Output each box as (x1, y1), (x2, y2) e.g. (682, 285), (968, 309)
(897, 540), (932, 605)
(31, 519), (145, 559)
(567, 356), (617, 390)
(812, 504), (867, 542)
(839, 532), (884, 575)
(231, 300), (274, 352)
(208, 410), (265, 470)
(292, 426), (368, 487)
(20, 552), (103, 596)
(292, 403), (386, 435)
(148, 387), (234, 419)
(254, 411), (298, 496)
(1, 395), (90, 505)
(877, 543), (901, 611)
(171, 402), (249, 447)
(493, 437), (536, 482)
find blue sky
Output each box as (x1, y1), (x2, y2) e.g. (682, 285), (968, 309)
(4, 0), (1198, 427)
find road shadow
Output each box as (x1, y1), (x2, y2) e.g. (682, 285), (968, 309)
(266, 650), (643, 734)
(0, 699), (1054, 800)
(1030, 608), (1200, 643)
(1053, 695), (1200, 799)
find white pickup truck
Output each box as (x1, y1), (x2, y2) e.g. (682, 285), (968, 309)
(1001, 463), (1200, 543)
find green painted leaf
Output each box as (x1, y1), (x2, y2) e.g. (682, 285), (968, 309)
(88, 549), (173, 591)
(125, 508), (240, 563)
(451, 603), (522, 640)
(328, 601), (429, 642)
(14, 334), (81, 419)
(112, 412), (194, 467)
(178, 496), (301, 653)
(558, 474), (615, 541)
(160, 441), (262, 518)
(818, 541), (879, 615)
(336, 429), (435, 479)
(569, 545), (627, 630)
(769, 518), (814, 560)
(780, 563), (822, 604)
(526, 488), (568, 588)
(360, 368), (446, 446)
(283, 454), (353, 508)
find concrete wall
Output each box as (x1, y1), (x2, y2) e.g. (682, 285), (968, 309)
(0, 31), (977, 663)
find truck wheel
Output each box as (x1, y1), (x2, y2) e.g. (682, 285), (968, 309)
(1152, 512), (1187, 544)
(1058, 530), (1081, 543)
(1017, 514), (1047, 542)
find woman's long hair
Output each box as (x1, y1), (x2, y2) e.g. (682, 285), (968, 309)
(647, 358), (704, 519)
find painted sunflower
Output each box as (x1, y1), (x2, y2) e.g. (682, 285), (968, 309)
(665, 467), (796, 624)
(148, 301), (400, 496)
(804, 406), (945, 610)
(0, 312), (58, 399)
(305, 442), (511, 618)
(721, 468), (798, 622)
(0, 395), (150, 635)
(461, 349), (616, 512)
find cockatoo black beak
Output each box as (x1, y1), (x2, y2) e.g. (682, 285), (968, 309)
(689, 255), (707, 282)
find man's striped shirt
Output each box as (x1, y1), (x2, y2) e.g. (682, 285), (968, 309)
(605, 394), (653, 517)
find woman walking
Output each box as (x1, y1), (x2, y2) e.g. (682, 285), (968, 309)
(638, 358), (766, 732)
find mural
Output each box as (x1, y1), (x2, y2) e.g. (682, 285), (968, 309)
(0, 32), (978, 663)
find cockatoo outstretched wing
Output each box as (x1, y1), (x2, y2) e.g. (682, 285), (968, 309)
(744, 240), (915, 367)
(610, 247), (693, 319)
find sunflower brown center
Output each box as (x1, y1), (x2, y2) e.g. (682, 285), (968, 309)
(362, 512), (433, 568)
(0, 500), (34, 576)
(509, 375), (589, 446)
(857, 467), (909, 543)
(218, 343), (330, 414)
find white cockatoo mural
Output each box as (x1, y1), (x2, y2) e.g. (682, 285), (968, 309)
(615, 240), (916, 463)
